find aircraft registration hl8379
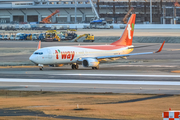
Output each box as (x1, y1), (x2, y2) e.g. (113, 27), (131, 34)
(29, 14), (165, 70)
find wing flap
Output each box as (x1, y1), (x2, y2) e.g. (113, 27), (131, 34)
(96, 52), (154, 59)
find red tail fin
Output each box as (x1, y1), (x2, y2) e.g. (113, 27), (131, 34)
(111, 14), (136, 46)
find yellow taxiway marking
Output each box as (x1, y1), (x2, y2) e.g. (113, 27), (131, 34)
(171, 70), (180, 73)
(0, 66), (37, 69)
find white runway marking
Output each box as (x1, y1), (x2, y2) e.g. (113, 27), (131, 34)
(51, 74), (180, 78)
(0, 78), (180, 85)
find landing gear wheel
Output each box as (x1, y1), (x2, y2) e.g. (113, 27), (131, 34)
(39, 67), (43, 71)
(72, 64), (79, 70)
(75, 64), (79, 69)
(71, 64), (75, 69)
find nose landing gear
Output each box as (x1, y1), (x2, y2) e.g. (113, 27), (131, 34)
(38, 64), (44, 71)
(39, 67), (43, 70)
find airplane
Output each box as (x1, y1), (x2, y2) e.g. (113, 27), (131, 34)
(29, 14), (165, 70)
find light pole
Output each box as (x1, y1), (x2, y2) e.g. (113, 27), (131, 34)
(75, 0), (77, 23)
(150, 0), (152, 24)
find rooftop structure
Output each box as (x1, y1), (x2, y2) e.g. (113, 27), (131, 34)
(0, 0), (179, 24)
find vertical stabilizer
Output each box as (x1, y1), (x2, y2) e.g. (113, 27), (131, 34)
(37, 41), (41, 50)
(111, 14), (136, 46)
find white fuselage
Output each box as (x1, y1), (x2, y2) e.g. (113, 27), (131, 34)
(29, 45), (134, 65)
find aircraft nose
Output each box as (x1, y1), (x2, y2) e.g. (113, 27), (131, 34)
(29, 55), (33, 61)
(29, 55), (37, 64)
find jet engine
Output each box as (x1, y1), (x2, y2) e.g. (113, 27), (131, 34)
(82, 58), (99, 67)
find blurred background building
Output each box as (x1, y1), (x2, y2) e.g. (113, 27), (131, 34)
(0, 0), (179, 24)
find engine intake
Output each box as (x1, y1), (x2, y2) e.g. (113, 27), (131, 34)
(82, 58), (99, 67)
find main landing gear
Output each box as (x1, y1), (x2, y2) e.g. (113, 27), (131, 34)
(72, 64), (79, 70)
(92, 65), (99, 70)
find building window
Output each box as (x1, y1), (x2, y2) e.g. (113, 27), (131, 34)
(71, 2), (75, 4)
(57, 2), (61, 4)
(64, 2), (68, 4)
(85, 2), (90, 4)
(78, 2), (83, 4)
(35, 2), (40, 5)
(15, 3), (33, 5)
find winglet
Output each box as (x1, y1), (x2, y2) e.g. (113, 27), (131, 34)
(37, 41), (41, 50)
(155, 41), (165, 53)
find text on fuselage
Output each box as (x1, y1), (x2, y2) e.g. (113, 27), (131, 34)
(55, 50), (75, 61)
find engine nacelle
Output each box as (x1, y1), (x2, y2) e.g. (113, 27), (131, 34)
(82, 58), (99, 67)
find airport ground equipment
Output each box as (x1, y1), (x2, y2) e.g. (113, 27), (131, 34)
(40, 9), (60, 24)
(45, 30), (60, 42)
(19, 33), (28, 40)
(174, 0), (180, 7)
(15, 33), (21, 40)
(3, 35), (9, 40)
(74, 34), (94, 42)
(10, 35), (15, 40)
(50, 25), (70, 30)
(0, 35), (3, 40)
(24, 24), (31, 30)
(5, 25), (16, 31)
(89, 0), (109, 29)
(174, 2), (180, 6)
(38, 33), (46, 40)
(26, 34), (32, 40)
(32, 33), (39, 40)
(60, 29), (77, 40)
(123, 7), (134, 24)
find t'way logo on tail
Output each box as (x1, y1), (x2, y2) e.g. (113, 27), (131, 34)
(127, 24), (132, 39)
(127, 23), (135, 39)
(55, 49), (75, 61)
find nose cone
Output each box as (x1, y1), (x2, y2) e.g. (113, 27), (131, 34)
(29, 54), (33, 61)
(29, 54), (37, 64)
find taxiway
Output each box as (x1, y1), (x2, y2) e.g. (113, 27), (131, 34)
(0, 41), (179, 94)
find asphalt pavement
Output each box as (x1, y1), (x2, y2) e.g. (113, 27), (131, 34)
(0, 41), (180, 94)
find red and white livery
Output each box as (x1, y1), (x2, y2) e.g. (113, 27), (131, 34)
(29, 14), (165, 70)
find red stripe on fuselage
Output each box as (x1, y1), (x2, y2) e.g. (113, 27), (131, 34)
(75, 45), (127, 50)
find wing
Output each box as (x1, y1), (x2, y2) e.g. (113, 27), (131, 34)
(96, 41), (165, 60)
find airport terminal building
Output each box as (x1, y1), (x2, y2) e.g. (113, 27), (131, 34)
(0, 0), (179, 24)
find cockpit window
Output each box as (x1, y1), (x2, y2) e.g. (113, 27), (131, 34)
(34, 52), (43, 55)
